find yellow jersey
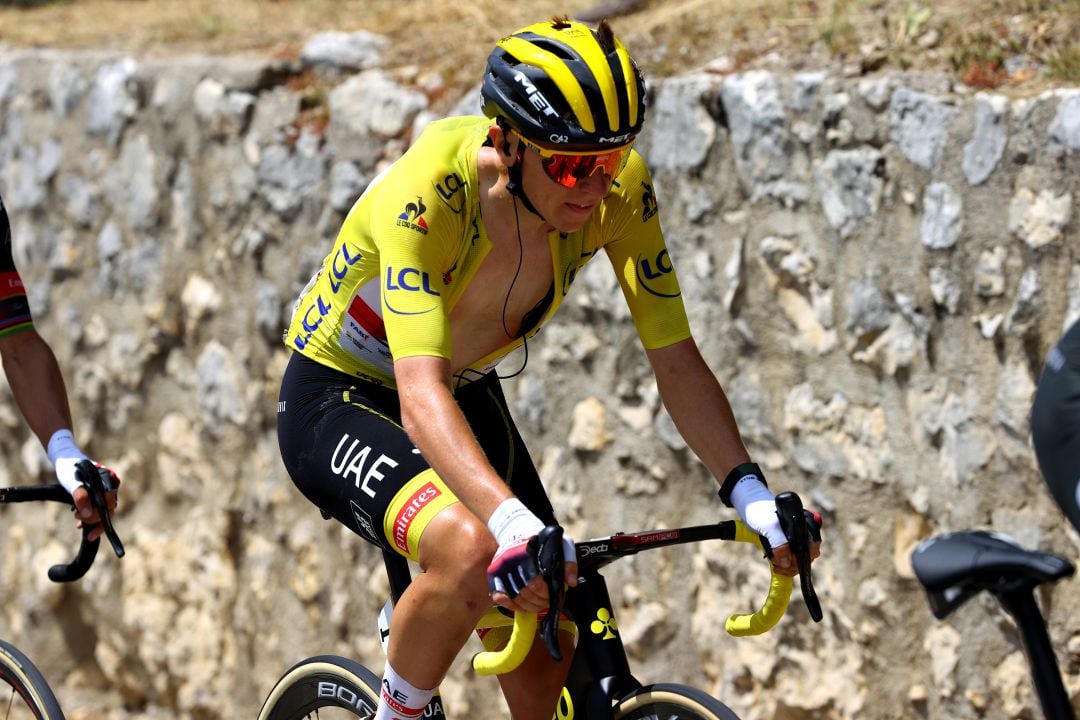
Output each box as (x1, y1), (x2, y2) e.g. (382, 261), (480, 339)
(284, 116), (690, 387)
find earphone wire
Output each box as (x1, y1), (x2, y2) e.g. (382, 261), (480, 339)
(497, 195), (530, 381)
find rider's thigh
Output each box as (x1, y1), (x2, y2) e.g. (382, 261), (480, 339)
(497, 628), (575, 720)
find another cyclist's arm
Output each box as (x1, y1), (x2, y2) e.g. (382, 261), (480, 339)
(0, 196), (117, 534)
(1, 328), (75, 448)
(1, 332), (117, 538)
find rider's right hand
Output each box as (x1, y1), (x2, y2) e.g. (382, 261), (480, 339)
(485, 498), (578, 613)
(487, 537), (540, 599)
(487, 534), (579, 612)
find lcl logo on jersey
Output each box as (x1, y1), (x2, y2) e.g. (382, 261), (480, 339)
(385, 267), (441, 296)
(329, 244), (363, 294)
(434, 172), (466, 214)
(383, 267), (441, 316)
(636, 249), (681, 299)
(397, 197), (430, 235)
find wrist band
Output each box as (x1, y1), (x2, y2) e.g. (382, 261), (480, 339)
(718, 462), (766, 507)
(47, 428), (86, 467)
(487, 498), (543, 547)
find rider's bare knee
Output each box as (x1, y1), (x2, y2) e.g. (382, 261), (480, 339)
(421, 513), (496, 608)
(449, 518), (497, 584)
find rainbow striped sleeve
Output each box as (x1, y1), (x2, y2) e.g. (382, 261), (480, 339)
(0, 270), (33, 338)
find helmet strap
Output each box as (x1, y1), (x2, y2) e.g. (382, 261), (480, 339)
(497, 120), (547, 222)
(506, 153), (547, 222)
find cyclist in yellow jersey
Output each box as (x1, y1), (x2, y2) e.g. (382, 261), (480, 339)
(277, 17), (819, 720)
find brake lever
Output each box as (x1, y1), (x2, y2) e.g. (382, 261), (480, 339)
(775, 492), (822, 622)
(530, 525), (565, 662)
(75, 460), (125, 559)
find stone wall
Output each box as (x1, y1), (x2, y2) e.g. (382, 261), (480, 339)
(0, 37), (1078, 720)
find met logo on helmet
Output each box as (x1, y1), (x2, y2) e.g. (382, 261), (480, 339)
(599, 133), (634, 144)
(513, 71), (558, 118)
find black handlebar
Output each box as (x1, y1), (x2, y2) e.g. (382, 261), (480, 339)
(530, 492), (824, 663)
(48, 527), (102, 583)
(1, 460), (124, 583)
(50, 460), (125, 582)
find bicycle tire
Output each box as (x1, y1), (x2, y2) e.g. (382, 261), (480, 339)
(0, 640), (66, 720)
(613, 683), (741, 720)
(257, 655), (381, 720)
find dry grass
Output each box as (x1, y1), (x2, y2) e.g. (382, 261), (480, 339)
(0, 0), (1077, 99)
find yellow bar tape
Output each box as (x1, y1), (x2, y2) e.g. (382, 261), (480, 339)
(725, 521), (794, 636)
(471, 519), (793, 676)
(472, 610), (538, 676)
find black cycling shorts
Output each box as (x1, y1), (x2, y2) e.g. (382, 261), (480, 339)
(276, 353), (556, 560)
(1031, 320), (1080, 535)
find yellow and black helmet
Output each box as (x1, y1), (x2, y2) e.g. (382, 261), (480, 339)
(481, 18), (647, 151)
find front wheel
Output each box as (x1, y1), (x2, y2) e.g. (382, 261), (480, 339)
(613, 683), (741, 720)
(0, 640), (66, 720)
(257, 655), (380, 720)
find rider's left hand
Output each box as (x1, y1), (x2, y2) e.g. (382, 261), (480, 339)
(769, 540), (821, 577)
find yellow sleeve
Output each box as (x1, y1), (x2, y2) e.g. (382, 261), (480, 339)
(601, 152), (692, 350)
(366, 164), (464, 362)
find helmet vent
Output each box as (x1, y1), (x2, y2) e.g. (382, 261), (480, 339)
(532, 39), (578, 60)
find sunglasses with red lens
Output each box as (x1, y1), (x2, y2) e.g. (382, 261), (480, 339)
(517, 135), (633, 189)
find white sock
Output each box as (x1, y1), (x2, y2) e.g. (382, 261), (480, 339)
(374, 659), (435, 720)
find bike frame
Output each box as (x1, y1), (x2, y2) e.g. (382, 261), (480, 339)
(381, 521), (751, 720)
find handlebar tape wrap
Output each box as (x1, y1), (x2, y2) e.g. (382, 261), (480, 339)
(471, 610), (538, 675)
(471, 519), (797, 674)
(724, 521), (794, 636)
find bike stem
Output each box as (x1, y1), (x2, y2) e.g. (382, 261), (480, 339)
(997, 586), (1075, 720)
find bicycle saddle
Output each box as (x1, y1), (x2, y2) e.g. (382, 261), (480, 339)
(910, 530), (1074, 619)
